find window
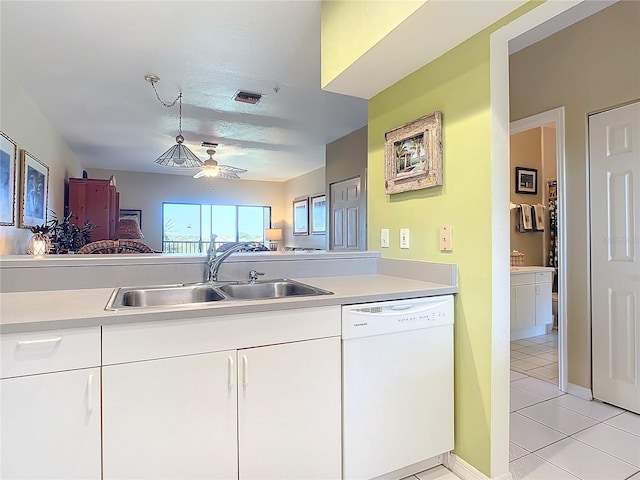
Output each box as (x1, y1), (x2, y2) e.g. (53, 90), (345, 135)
(162, 203), (271, 253)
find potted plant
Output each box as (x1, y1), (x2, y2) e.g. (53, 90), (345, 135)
(47, 211), (97, 253)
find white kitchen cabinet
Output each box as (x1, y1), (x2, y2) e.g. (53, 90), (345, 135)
(512, 283), (537, 330)
(1, 368), (101, 479)
(510, 269), (553, 339)
(102, 350), (238, 480)
(535, 280), (553, 326)
(100, 306), (342, 480)
(0, 327), (102, 480)
(238, 337), (341, 480)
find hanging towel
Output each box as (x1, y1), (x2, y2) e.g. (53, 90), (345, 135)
(533, 204), (545, 231)
(519, 204), (533, 232)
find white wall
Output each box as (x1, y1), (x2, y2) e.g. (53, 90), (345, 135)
(0, 69), (83, 255)
(89, 168), (286, 252)
(283, 167), (326, 249)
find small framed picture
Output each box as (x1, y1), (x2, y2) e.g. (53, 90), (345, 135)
(515, 167), (538, 195)
(119, 209), (142, 229)
(384, 111), (443, 195)
(310, 194), (326, 235)
(19, 150), (49, 228)
(0, 132), (18, 226)
(293, 197), (309, 236)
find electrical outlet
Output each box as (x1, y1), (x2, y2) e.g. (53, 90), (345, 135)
(400, 228), (410, 249)
(380, 229), (390, 248)
(439, 226), (453, 251)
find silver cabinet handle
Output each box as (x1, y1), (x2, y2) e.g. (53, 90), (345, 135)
(17, 337), (62, 347)
(242, 355), (249, 388)
(87, 373), (94, 415)
(227, 355), (235, 390)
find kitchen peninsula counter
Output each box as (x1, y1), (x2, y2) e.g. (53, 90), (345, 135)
(0, 273), (457, 334)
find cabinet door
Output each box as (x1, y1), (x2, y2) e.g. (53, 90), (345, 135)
(238, 337), (341, 480)
(515, 284), (536, 329)
(1, 368), (101, 479)
(103, 351), (237, 480)
(535, 282), (553, 325)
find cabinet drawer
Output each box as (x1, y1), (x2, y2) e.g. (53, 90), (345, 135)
(103, 306), (341, 365)
(511, 273), (535, 286)
(1, 327), (101, 379)
(536, 272), (552, 283)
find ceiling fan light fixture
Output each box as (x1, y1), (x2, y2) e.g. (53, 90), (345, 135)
(193, 148), (247, 180)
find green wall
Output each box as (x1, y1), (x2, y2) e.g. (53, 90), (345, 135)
(320, 0), (425, 88)
(364, 4), (541, 476)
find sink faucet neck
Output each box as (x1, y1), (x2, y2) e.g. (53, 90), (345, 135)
(207, 242), (258, 283)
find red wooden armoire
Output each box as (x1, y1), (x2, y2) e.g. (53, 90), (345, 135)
(68, 177), (120, 241)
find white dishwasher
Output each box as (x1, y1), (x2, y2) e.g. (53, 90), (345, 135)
(342, 295), (454, 480)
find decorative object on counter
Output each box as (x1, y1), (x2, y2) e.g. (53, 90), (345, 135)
(27, 224), (52, 257)
(19, 150), (49, 228)
(193, 145), (247, 180)
(77, 239), (154, 254)
(48, 211), (97, 253)
(265, 228), (283, 251)
(310, 194), (327, 234)
(384, 111), (443, 195)
(145, 74), (204, 168)
(515, 166), (538, 194)
(511, 250), (525, 267)
(0, 131), (17, 226)
(115, 218), (144, 239)
(293, 197), (309, 235)
(119, 209), (142, 229)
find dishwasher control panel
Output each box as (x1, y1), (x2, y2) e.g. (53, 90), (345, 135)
(341, 295), (454, 339)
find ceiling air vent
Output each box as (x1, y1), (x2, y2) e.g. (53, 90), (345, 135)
(234, 91), (262, 105)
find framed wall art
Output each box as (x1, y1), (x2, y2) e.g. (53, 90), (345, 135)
(0, 132), (18, 226)
(310, 194), (326, 234)
(19, 150), (49, 228)
(515, 167), (538, 195)
(293, 197), (309, 236)
(385, 111), (443, 195)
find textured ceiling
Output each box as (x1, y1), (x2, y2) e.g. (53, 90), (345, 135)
(1, 0), (368, 182)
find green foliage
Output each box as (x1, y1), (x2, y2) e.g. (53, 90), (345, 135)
(46, 210), (97, 253)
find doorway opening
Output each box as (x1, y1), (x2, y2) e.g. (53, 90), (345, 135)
(509, 108), (567, 392)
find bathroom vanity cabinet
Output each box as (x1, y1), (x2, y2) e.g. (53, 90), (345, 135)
(510, 267), (553, 340)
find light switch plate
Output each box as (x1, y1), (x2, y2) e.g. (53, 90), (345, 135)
(380, 229), (390, 248)
(439, 226), (453, 251)
(400, 228), (410, 249)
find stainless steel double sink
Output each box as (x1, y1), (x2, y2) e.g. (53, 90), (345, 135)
(106, 279), (333, 310)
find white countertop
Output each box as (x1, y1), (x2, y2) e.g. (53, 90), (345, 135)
(0, 274), (457, 334)
(510, 266), (555, 274)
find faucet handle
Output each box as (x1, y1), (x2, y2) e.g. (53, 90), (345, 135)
(248, 270), (265, 283)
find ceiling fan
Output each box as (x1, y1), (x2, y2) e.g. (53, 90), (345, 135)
(193, 143), (247, 180)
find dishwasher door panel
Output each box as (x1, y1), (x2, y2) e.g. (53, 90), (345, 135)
(342, 325), (454, 480)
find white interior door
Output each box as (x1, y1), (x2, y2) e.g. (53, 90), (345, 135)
(590, 101), (640, 413)
(330, 176), (362, 250)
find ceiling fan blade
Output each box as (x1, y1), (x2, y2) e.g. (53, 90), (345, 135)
(193, 170), (205, 179)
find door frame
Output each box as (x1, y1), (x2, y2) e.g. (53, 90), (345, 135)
(488, 1), (613, 475)
(510, 107), (568, 393)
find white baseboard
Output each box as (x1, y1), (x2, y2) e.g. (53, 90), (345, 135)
(446, 453), (512, 480)
(566, 382), (593, 400)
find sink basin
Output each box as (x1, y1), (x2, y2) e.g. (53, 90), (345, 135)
(105, 279), (332, 310)
(218, 279), (332, 300)
(107, 284), (226, 309)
